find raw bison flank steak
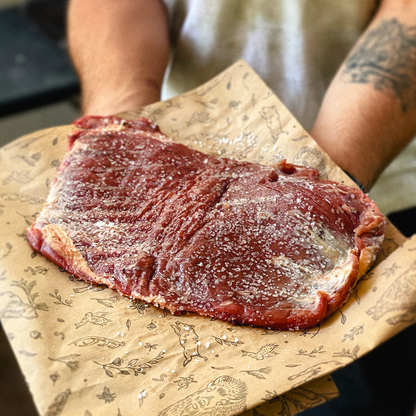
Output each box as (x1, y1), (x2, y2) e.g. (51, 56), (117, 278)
(27, 116), (385, 330)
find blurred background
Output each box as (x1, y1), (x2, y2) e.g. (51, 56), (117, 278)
(0, 0), (78, 414)
(0, 0), (79, 147)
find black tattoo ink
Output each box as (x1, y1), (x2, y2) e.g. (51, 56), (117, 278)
(343, 19), (416, 112)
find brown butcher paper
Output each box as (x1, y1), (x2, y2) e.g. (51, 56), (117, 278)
(0, 61), (413, 416)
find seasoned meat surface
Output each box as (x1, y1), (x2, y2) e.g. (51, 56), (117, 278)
(27, 116), (385, 330)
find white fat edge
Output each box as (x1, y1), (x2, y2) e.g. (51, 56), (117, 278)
(267, 208), (353, 306)
(45, 175), (66, 206)
(269, 255), (321, 306)
(34, 184), (85, 233)
(271, 255), (319, 276)
(97, 124), (170, 142)
(31, 206), (55, 231)
(40, 223), (106, 283)
(357, 243), (381, 279)
(317, 249), (357, 296)
(303, 224), (349, 267)
(102, 122), (127, 132)
(268, 251), (355, 309)
(129, 290), (169, 311)
(40, 139), (88, 210)
(284, 208), (350, 267)
(128, 130), (170, 143)
(71, 138), (89, 153)
(41, 224), (162, 305)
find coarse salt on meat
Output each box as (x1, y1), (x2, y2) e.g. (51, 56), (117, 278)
(26, 116), (385, 330)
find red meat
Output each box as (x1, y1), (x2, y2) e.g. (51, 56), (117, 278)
(27, 116), (385, 330)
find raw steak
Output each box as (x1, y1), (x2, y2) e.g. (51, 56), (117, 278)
(27, 116), (385, 330)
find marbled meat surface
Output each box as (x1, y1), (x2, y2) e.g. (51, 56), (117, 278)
(27, 116), (385, 330)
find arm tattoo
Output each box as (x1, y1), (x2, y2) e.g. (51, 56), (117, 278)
(343, 18), (416, 113)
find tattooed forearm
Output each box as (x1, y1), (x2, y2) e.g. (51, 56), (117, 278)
(343, 18), (416, 113)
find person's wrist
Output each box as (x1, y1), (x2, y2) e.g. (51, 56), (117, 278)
(342, 170), (367, 193)
(81, 80), (162, 115)
(309, 125), (375, 192)
(82, 92), (160, 116)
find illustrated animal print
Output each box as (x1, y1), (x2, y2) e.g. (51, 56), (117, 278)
(293, 146), (328, 179)
(265, 386), (338, 415)
(171, 321), (208, 366)
(159, 375), (247, 416)
(241, 343), (279, 360)
(259, 106), (288, 143)
(366, 263), (416, 324)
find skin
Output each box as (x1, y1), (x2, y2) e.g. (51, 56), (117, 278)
(67, 0), (416, 191)
(67, 0), (170, 116)
(310, 1), (416, 191)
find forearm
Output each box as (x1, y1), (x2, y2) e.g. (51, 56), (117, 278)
(67, 0), (170, 115)
(310, 0), (416, 191)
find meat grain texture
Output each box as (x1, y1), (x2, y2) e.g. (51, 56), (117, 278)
(27, 116), (385, 330)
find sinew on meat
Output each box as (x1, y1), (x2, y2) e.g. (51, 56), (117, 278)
(26, 116), (385, 330)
